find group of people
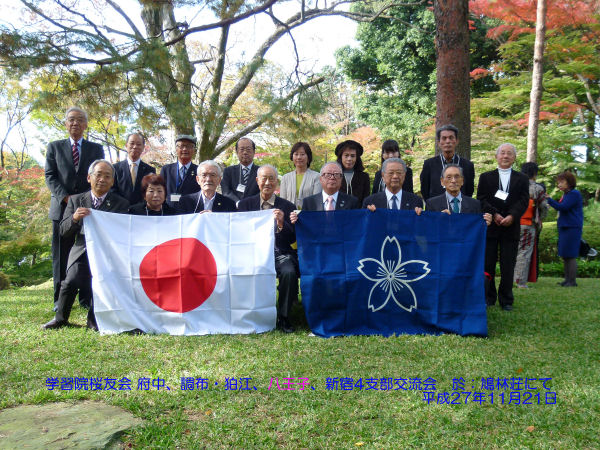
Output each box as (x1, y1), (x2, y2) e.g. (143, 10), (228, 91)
(43, 107), (584, 334)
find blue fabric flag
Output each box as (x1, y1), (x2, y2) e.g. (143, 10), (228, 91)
(295, 209), (488, 337)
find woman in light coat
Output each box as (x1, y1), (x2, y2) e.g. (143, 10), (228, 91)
(279, 142), (321, 208)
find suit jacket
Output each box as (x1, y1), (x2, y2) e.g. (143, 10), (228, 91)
(45, 138), (105, 220)
(425, 193), (482, 214)
(301, 192), (360, 211)
(372, 168), (414, 194)
(112, 159), (156, 205)
(362, 191), (423, 210)
(237, 194), (296, 256)
(279, 169), (322, 207)
(221, 163), (261, 203)
(177, 192), (236, 214)
(160, 162), (200, 205)
(477, 169), (529, 239)
(419, 154), (475, 200)
(340, 170), (370, 206)
(60, 191), (129, 269)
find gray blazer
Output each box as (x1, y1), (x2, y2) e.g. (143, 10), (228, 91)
(279, 169), (322, 207)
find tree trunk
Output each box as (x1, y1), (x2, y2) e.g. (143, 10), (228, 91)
(434, 0), (470, 158)
(526, 0), (547, 163)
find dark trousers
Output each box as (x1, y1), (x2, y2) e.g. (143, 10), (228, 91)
(55, 256), (95, 325)
(275, 254), (299, 320)
(484, 235), (519, 306)
(52, 219), (91, 308)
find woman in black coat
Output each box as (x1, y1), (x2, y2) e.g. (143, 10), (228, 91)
(372, 139), (413, 194)
(128, 174), (178, 216)
(335, 140), (370, 205)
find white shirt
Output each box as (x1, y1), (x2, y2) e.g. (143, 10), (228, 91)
(321, 191), (339, 209)
(498, 167), (512, 192)
(385, 188), (402, 209)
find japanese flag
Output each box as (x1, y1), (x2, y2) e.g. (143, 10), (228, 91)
(84, 210), (277, 335)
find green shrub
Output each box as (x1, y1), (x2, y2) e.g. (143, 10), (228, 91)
(538, 223), (600, 263)
(539, 260), (600, 278)
(4, 260), (52, 287)
(0, 272), (9, 290)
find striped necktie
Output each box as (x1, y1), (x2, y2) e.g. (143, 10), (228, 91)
(72, 142), (79, 168)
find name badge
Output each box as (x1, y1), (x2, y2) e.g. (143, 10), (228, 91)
(236, 183), (246, 194)
(494, 190), (509, 201)
(170, 194), (181, 202)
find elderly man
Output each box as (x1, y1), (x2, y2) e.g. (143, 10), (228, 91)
(420, 124), (475, 200)
(425, 164), (492, 225)
(477, 143), (529, 311)
(45, 107), (105, 309)
(112, 133), (156, 205)
(290, 162), (359, 224)
(43, 160), (129, 331)
(178, 160), (236, 213)
(237, 165), (297, 333)
(362, 158), (423, 211)
(221, 137), (261, 204)
(160, 135), (200, 206)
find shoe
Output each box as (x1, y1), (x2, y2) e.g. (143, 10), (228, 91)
(86, 319), (99, 332)
(561, 282), (577, 287)
(558, 281), (567, 286)
(277, 318), (295, 334)
(501, 305), (513, 311)
(43, 318), (67, 329)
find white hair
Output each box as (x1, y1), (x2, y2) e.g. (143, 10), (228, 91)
(198, 160), (222, 178)
(495, 143), (517, 157)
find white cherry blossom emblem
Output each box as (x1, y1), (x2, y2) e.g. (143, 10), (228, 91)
(357, 236), (430, 312)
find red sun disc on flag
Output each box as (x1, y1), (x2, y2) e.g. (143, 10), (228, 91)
(139, 238), (217, 313)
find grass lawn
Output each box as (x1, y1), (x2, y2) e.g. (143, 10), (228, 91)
(1, 277), (598, 448)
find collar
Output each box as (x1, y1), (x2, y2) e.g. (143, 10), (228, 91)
(91, 191), (108, 203)
(322, 191), (339, 204)
(202, 191), (216, 202)
(241, 162), (253, 170)
(128, 157), (140, 166)
(69, 137), (83, 147)
(445, 191), (462, 202)
(497, 167), (512, 174)
(178, 161), (192, 171)
(385, 188), (402, 204)
(260, 194), (276, 209)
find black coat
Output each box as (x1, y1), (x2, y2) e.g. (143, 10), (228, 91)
(419, 154), (475, 200)
(112, 159), (156, 205)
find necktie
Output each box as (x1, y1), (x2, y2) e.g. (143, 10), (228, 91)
(130, 163), (137, 185)
(242, 166), (249, 185)
(72, 142), (79, 168)
(262, 201), (272, 210)
(452, 197), (460, 213)
(391, 195), (398, 210)
(177, 165), (187, 190)
(93, 197), (102, 209)
(326, 196), (334, 211)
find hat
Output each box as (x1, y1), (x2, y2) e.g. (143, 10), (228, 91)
(334, 140), (364, 158)
(175, 134), (197, 145)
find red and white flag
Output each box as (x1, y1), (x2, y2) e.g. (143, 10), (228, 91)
(84, 210), (277, 335)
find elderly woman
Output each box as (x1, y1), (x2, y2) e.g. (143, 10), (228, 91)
(128, 174), (177, 216)
(546, 171), (583, 287)
(335, 139), (370, 205)
(372, 139), (413, 194)
(279, 142), (321, 208)
(514, 162), (548, 288)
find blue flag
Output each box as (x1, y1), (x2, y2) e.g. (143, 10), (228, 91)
(295, 209), (488, 337)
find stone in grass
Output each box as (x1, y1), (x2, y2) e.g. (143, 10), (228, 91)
(0, 401), (141, 449)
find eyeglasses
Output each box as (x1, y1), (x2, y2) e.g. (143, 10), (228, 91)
(321, 173), (342, 179)
(199, 172), (219, 179)
(443, 175), (462, 181)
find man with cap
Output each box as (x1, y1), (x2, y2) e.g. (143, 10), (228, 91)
(160, 135), (201, 207)
(221, 137), (261, 205)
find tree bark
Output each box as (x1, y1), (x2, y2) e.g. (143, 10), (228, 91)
(434, 0), (471, 158)
(526, 0), (547, 163)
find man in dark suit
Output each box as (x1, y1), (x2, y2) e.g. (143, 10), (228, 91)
(290, 162), (359, 224)
(160, 135), (200, 207)
(237, 165), (297, 333)
(43, 160), (129, 331)
(477, 144), (529, 311)
(362, 158), (423, 211)
(112, 132), (156, 205)
(221, 137), (260, 204)
(425, 164), (492, 225)
(420, 124), (475, 200)
(45, 107), (105, 309)
(178, 160), (236, 213)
